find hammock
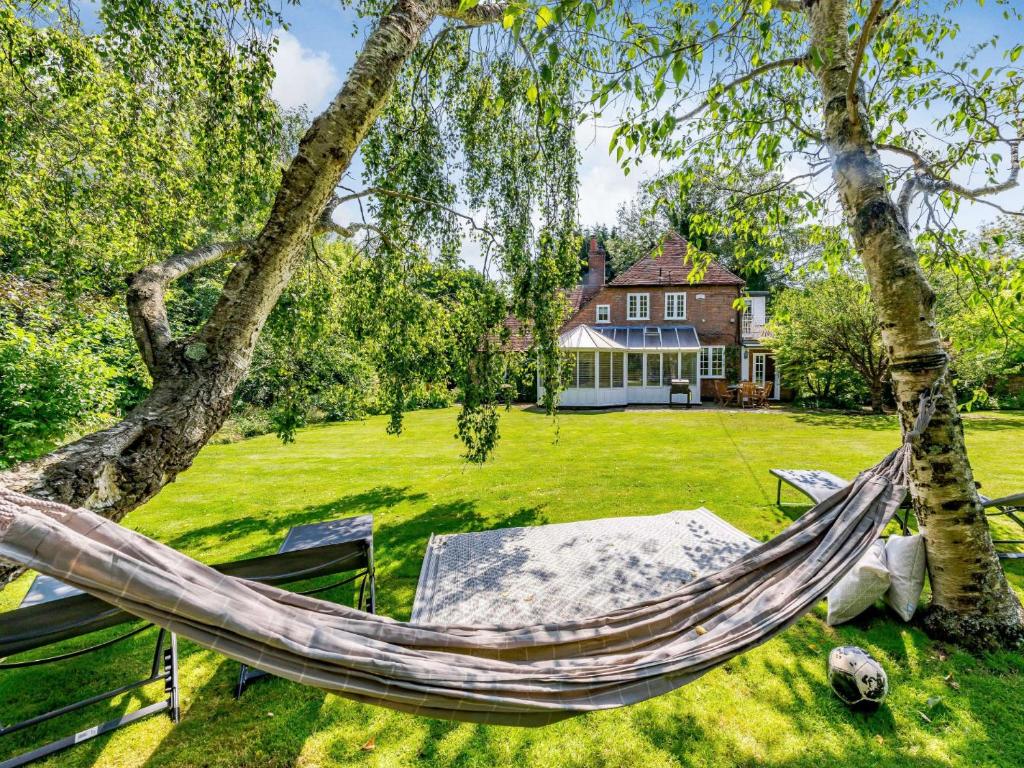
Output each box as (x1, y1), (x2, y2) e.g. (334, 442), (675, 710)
(0, 427), (924, 726)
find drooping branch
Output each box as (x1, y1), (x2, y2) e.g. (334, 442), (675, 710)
(332, 186), (500, 245)
(884, 138), (1022, 224)
(126, 241), (250, 376)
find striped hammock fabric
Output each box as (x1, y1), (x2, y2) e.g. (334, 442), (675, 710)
(0, 443), (909, 726)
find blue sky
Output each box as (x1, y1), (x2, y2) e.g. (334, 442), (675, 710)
(273, 0), (1021, 261)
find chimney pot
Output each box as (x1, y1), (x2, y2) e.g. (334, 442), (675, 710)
(585, 237), (606, 289)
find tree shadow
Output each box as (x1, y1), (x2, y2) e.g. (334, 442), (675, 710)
(789, 411), (900, 431)
(0, 628), (169, 767)
(519, 405), (627, 416)
(138, 644), (329, 768)
(960, 416), (1024, 431)
(164, 485), (428, 559)
(372, 499), (549, 621)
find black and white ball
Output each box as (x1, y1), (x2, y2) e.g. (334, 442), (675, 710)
(827, 646), (888, 707)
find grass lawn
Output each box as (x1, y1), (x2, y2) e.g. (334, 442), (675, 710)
(2, 406), (1023, 768)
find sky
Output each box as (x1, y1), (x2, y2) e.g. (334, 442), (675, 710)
(269, 1), (1020, 264)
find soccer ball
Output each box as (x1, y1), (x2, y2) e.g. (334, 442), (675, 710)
(827, 646), (888, 707)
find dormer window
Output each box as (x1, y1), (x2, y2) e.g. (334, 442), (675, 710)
(595, 304), (611, 324)
(664, 292), (686, 320)
(627, 293), (649, 320)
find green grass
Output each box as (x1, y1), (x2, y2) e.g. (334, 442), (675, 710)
(2, 406), (1023, 768)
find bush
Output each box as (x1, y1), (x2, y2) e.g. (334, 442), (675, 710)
(0, 319), (118, 466)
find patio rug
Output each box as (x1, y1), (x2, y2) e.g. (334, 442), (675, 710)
(411, 509), (759, 625)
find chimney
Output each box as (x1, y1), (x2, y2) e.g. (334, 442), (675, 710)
(586, 237), (606, 289)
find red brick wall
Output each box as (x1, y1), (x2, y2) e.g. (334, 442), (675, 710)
(562, 285), (741, 347)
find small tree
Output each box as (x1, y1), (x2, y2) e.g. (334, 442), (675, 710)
(770, 273), (889, 412)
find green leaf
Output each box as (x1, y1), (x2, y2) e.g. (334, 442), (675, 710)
(526, 84), (538, 103)
(672, 57), (685, 85)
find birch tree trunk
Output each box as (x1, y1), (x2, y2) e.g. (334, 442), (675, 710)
(808, 0), (1023, 649)
(0, 0), (445, 585)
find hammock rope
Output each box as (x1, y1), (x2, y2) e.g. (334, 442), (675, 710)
(0, 394), (937, 726)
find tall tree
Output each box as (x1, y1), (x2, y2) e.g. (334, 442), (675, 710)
(0, 0), (586, 585)
(605, 163), (820, 287)
(769, 272), (889, 411)
(596, 0), (1022, 647)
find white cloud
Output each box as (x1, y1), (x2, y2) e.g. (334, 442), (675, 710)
(575, 119), (664, 229)
(271, 29), (339, 112)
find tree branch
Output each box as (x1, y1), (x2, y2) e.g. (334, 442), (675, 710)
(882, 139), (1022, 223)
(126, 241), (250, 376)
(438, 1), (506, 27)
(330, 186), (500, 245)
(676, 55), (809, 123)
(847, 0), (887, 123)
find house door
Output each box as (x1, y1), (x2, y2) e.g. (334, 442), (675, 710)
(752, 353), (767, 385)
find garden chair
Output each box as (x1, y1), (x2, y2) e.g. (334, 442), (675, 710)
(0, 515), (375, 768)
(754, 381), (773, 407)
(712, 379), (735, 406)
(738, 381), (758, 408)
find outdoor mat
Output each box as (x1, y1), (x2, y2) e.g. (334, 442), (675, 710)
(411, 508), (759, 625)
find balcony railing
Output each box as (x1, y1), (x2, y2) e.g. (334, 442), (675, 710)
(742, 316), (772, 339)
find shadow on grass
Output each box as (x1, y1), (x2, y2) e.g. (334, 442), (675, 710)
(0, 629), (168, 767)
(960, 416), (1024, 431)
(140, 647), (329, 768)
(633, 610), (1018, 768)
(789, 411), (899, 431)
(165, 485), (428, 558)
(520, 405), (627, 416)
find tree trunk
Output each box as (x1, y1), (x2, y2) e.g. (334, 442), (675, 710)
(0, 0), (443, 586)
(868, 382), (883, 414)
(808, 0), (1022, 649)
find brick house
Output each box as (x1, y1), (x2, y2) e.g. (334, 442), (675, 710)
(538, 232), (778, 407)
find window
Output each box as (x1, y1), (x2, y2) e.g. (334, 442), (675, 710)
(700, 346), (726, 378)
(662, 353), (680, 385)
(680, 352), (698, 383)
(645, 353), (661, 386)
(595, 304), (611, 324)
(627, 353), (643, 386)
(576, 351), (596, 388)
(627, 293), (649, 320)
(599, 352), (624, 388)
(664, 292), (686, 320)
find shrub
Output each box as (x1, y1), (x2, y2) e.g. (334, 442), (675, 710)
(0, 318), (117, 466)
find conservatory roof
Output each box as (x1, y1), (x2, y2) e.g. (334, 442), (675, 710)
(558, 324), (627, 350)
(559, 325), (701, 351)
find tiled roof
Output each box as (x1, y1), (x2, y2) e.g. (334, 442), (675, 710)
(498, 315), (533, 352)
(608, 232), (744, 287)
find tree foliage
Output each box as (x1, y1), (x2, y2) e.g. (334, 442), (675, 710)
(0, 0), (286, 294)
(769, 272), (889, 411)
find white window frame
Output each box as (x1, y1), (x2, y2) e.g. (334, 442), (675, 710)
(700, 346), (726, 378)
(752, 353), (766, 386)
(664, 292), (686, 320)
(627, 293), (650, 320)
(595, 304), (611, 324)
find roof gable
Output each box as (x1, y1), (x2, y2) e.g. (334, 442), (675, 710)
(608, 232), (744, 287)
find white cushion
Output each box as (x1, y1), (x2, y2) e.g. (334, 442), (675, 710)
(827, 540), (890, 626)
(883, 534), (927, 622)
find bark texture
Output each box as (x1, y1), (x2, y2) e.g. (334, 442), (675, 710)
(808, 0), (1023, 649)
(0, 0), (445, 585)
